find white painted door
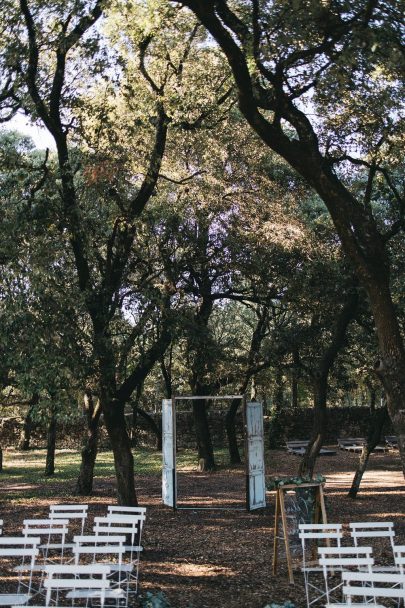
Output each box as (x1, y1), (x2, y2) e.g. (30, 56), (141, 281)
(162, 399), (176, 507)
(246, 401), (266, 510)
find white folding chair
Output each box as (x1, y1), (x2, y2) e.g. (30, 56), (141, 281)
(0, 520), (3, 536)
(0, 536), (40, 606)
(318, 546), (374, 604)
(326, 571), (405, 607)
(36, 564), (113, 607)
(394, 545), (405, 572)
(299, 524), (343, 607)
(22, 519), (71, 561)
(93, 514), (145, 594)
(350, 521), (396, 571)
(107, 506), (147, 518)
(49, 504), (88, 536)
(72, 535), (127, 602)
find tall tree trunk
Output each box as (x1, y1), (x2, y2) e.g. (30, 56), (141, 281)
(367, 279), (405, 476)
(193, 398), (215, 471)
(299, 374), (328, 478)
(136, 408), (162, 450)
(18, 393), (39, 450)
(103, 400), (137, 506)
(225, 398), (243, 464)
(348, 406), (389, 498)
(130, 382), (143, 448)
(75, 390), (101, 496)
(299, 291), (358, 477)
(268, 367), (285, 449)
(44, 402), (57, 477)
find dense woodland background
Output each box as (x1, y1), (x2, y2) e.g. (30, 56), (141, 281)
(0, 0), (403, 504)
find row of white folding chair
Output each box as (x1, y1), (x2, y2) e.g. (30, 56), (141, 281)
(326, 571), (405, 607)
(299, 523), (396, 607)
(0, 537), (40, 606)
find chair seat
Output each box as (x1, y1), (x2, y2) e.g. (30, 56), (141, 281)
(39, 543), (74, 550)
(67, 589), (125, 600)
(0, 594), (31, 606)
(124, 545), (143, 552)
(326, 605), (386, 608)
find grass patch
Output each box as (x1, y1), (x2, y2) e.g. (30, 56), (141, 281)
(0, 446), (241, 501)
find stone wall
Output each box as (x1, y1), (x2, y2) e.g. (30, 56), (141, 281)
(0, 406), (393, 450)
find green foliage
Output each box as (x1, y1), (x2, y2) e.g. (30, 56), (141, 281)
(267, 474), (325, 490)
(140, 591), (172, 608)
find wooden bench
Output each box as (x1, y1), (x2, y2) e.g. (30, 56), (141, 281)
(286, 440), (336, 456)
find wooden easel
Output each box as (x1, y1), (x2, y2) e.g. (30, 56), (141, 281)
(272, 482), (327, 584)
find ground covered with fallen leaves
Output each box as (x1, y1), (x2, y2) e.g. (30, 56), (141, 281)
(0, 447), (404, 607)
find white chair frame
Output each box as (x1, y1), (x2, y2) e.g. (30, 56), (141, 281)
(42, 563), (113, 607)
(93, 514), (145, 595)
(349, 521), (396, 571)
(318, 545), (374, 604)
(49, 504), (88, 536)
(22, 519), (71, 562)
(0, 536), (40, 606)
(325, 571), (405, 607)
(72, 535), (128, 602)
(299, 523), (343, 608)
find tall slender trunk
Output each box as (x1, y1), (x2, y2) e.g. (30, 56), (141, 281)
(44, 401), (57, 477)
(348, 407), (388, 498)
(18, 393), (39, 450)
(299, 374), (328, 477)
(193, 398), (215, 471)
(268, 367), (285, 449)
(130, 382), (143, 448)
(136, 408), (162, 450)
(225, 397), (243, 464)
(103, 400), (137, 505)
(75, 390), (101, 496)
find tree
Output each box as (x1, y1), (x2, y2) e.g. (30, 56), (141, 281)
(171, 0), (405, 473)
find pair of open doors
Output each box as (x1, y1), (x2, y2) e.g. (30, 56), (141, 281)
(162, 399), (266, 511)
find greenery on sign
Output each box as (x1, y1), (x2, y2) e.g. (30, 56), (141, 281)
(267, 475), (326, 491)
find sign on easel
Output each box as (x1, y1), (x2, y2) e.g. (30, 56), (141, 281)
(272, 482), (327, 584)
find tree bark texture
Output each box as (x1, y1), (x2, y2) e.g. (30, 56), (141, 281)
(75, 390), (101, 496)
(17, 393), (39, 450)
(299, 375), (328, 478)
(103, 400), (137, 506)
(193, 399), (215, 471)
(348, 407), (389, 498)
(225, 398), (243, 464)
(44, 406), (57, 477)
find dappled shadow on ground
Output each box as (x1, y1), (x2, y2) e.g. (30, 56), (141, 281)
(0, 448), (404, 607)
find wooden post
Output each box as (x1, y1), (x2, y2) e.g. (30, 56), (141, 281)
(272, 489), (280, 574)
(279, 488), (294, 584)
